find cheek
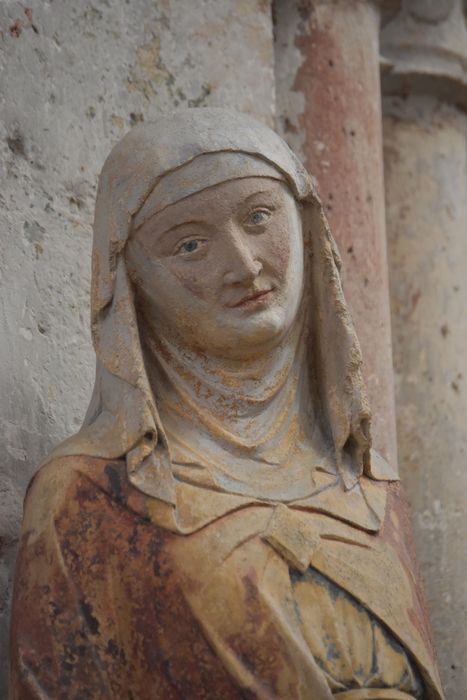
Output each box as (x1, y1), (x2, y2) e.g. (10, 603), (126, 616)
(262, 225), (292, 279)
(166, 260), (219, 303)
(265, 213), (304, 302)
(273, 234), (290, 272)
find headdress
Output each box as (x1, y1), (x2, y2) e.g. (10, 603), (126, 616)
(49, 108), (396, 496)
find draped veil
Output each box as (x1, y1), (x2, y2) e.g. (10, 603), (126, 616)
(48, 108), (397, 499)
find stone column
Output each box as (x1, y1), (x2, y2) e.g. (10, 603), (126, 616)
(274, 0), (398, 469)
(381, 1), (467, 695)
(0, 0), (275, 692)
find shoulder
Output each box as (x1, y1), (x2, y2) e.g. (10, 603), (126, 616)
(22, 455), (125, 536)
(28, 453), (119, 497)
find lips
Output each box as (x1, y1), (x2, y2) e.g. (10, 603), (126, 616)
(229, 288), (273, 308)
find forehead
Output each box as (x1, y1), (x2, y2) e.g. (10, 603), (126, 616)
(174, 176), (288, 210)
(136, 177), (294, 236)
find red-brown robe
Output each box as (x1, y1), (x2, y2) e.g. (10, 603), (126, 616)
(10, 456), (444, 700)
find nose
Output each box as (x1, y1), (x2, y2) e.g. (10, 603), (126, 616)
(222, 228), (263, 286)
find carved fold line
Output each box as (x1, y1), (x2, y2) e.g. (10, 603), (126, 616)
(16, 652), (54, 700)
(319, 534), (371, 549)
(333, 690), (418, 699)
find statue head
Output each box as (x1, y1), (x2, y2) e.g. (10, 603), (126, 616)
(126, 170), (304, 360)
(50, 108), (395, 497)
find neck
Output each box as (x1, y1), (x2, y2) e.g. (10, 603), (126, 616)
(137, 309), (336, 501)
(143, 313), (307, 438)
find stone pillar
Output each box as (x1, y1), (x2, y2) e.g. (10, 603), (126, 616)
(381, 1), (467, 695)
(0, 0), (275, 692)
(274, 0), (397, 469)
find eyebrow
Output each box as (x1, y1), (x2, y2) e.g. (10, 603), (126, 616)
(241, 188), (278, 204)
(144, 218), (207, 240)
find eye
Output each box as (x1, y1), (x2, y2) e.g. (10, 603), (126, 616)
(245, 208), (271, 227)
(174, 238), (205, 256)
(182, 240), (199, 253)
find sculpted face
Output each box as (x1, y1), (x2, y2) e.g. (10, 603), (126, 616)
(125, 176), (304, 359)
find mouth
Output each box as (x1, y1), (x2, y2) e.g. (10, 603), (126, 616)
(228, 288), (274, 309)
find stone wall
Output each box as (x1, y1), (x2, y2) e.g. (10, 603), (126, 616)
(384, 96), (467, 699)
(0, 1), (275, 693)
(381, 3), (467, 696)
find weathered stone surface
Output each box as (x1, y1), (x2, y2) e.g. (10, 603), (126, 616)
(274, 0), (398, 470)
(8, 109), (443, 700)
(381, 0), (467, 110)
(384, 94), (467, 699)
(0, 1), (275, 692)
(381, 4), (467, 697)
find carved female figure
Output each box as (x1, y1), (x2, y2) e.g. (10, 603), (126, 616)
(10, 109), (443, 699)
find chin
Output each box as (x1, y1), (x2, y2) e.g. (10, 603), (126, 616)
(224, 310), (291, 353)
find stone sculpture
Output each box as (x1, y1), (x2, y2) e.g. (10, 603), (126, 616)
(9, 109), (443, 699)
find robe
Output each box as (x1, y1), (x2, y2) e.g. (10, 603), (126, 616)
(9, 455), (444, 700)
